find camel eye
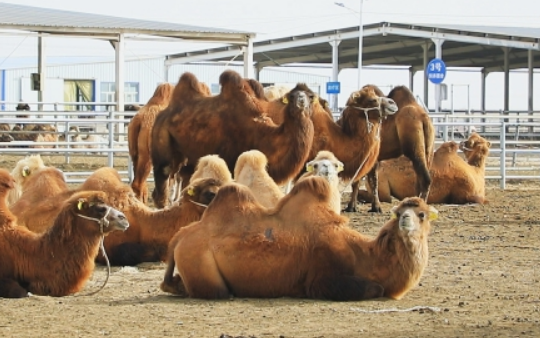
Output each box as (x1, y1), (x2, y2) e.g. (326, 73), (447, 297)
(369, 98), (378, 104)
(313, 163), (318, 169)
(418, 212), (426, 220)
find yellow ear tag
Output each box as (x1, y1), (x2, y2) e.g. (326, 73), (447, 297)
(390, 212), (398, 220)
(77, 200), (84, 210)
(187, 187), (195, 196)
(22, 168), (28, 177)
(282, 97), (288, 104)
(306, 164), (313, 172)
(337, 164), (344, 173)
(428, 207), (439, 221)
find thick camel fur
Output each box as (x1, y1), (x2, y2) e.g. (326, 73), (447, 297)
(10, 166), (70, 233)
(234, 150), (284, 208)
(298, 150), (344, 214)
(0, 169), (16, 228)
(190, 154), (233, 184)
(358, 133), (491, 204)
(160, 177), (437, 301)
(359, 85), (435, 213)
(7, 154), (46, 206)
(263, 85), (292, 101)
(151, 70), (314, 208)
(128, 83), (175, 204)
(0, 187), (129, 298)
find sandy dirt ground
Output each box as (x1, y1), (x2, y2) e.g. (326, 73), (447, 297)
(0, 154), (539, 338)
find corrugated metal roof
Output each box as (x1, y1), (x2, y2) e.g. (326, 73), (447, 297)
(0, 2), (254, 43)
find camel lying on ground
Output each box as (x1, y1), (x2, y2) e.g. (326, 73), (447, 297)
(358, 85), (435, 213)
(128, 83), (175, 204)
(0, 175), (129, 298)
(7, 155), (46, 206)
(234, 150), (284, 208)
(151, 70), (314, 208)
(161, 176), (437, 301)
(358, 133), (491, 204)
(298, 150), (344, 214)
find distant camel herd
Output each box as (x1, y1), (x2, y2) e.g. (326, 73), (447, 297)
(0, 69), (492, 301)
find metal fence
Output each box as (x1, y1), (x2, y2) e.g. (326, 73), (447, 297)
(0, 108), (539, 189)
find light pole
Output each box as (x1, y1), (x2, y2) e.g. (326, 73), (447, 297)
(335, 1), (364, 89)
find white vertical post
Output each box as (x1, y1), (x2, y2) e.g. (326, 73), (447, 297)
(528, 49), (534, 114)
(409, 67), (415, 92)
(163, 64), (170, 83)
(357, 0), (364, 88)
(113, 33), (125, 157)
(243, 37), (254, 78)
(37, 36), (46, 112)
(503, 47), (510, 112)
(422, 42), (430, 107)
(432, 38), (444, 114)
(330, 39), (341, 113)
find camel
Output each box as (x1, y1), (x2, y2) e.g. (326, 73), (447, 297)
(357, 133), (491, 204)
(298, 150), (344, 214)
(263, 85), (292, 101)
(357, 85), (435, 213)
(151, 70), (315, 208)
(0, 184), (129, 298)
(7, 154), (46, 206)
(160, 176), (438, 300)
(128, 83), (175, 204)
(234, 150), (284, 208)
(0, 169), (16, 228)
(190, 154), (233, 184)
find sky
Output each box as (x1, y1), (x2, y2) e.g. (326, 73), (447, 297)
(1, 0), (540, 110)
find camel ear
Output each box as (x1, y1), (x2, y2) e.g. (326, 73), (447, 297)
(428, 206), (438, 221)
(281, 96), (289, 104)
(390, 205), (398, 219)
(22, 166), (30, 177)
(486, 141), (491, 148)
(187, 187), (195, 196)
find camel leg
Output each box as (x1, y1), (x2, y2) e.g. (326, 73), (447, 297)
(366, 163), (383, 213)
(152, 164), (173, 209)
(0, 278), (29, 298)
(131, 161), (152, 204)
(307, 275), (384, 301)
(344, 180), (361, 213)
(411, 159), (432, 201)
(160, 248), (187, 296)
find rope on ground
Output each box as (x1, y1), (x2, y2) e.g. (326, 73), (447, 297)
(350, 305), (442, 314)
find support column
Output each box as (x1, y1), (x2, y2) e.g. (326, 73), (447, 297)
(481, 68), (488, 133)
(163, 64), (170, 83)
(330, 39), (341, 113)
(503, 47), (510, 112)
(422, 42), (430, 108)
(408, 66), (415, 92)
(432, 38), (444, 113)
(243, 38), (254, 78)
(37, 36), (46, 112)
(114, 33), (125, 147)
(528, 49), (534, 133)
(254, 64), (262, 81)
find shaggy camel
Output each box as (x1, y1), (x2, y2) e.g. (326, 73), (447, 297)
(151, 70), (314, 208)
(0, 169), (16, 228)
(161, 177), (437, 300)
(128, 83), (175, 204)
(7, 154), (46, 206)
(357, 85), (435, 213)
(0, 187), (129, 298)
(298, 150), (344, 214)
(358, 133), (491, 204)
(190, 154), (233, 184)
(264, 85), (398, 211)
(263, 85), (292, 101)
(234, 150), (284, 208)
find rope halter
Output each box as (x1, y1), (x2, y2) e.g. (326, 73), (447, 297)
(76, 205), (112, 234)
(189, 199), (209, 208)
(348, 96), (384, 139)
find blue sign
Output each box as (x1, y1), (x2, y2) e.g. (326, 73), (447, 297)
(326, 82), (341, 94)
(426, 58), (447, 84)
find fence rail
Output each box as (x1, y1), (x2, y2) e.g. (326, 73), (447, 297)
(0, 109), (539, 189)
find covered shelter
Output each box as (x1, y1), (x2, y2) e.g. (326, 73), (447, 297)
(165, 21), (540, 113)
(0, 2), (256, 111)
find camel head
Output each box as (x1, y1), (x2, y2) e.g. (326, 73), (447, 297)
(346, 85), (398, 118)
(459, 133), (491, 161)
(283, 84), (316, 117)
(390, 197), (437, 237)
(306, 150), (343, 182)
(70, 191), (129, 234)
(183, 178), (223, 208)
(0, 169), (15, 194)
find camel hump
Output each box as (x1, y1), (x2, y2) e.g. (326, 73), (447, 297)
(207, 182), (260, 212)
(288, 176), (331, 202)
(247, 79), (267, 100)
(219, 70), (243, 90)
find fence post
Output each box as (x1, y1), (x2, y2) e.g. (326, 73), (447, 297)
(500, 122), (506, 189)
(108, 110), (114, 168)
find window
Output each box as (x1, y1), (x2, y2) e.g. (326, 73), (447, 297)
(100, 82), (140, 110)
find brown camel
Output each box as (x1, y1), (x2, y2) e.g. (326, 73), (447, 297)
(357, 85), (435, 213)
(128, 83), (175, 204)
(357, 133), (491, 204)
(151, 70), (314, 208)
(160, 177), (437, 300)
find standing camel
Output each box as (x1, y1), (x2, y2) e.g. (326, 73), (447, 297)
(350, 85), (435, 213)
(128, 83), (175, 204)
(151, 70), (315, 208)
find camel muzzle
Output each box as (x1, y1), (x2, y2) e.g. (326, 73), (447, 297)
(383, 98), (399, 115)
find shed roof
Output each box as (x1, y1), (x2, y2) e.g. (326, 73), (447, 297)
(0, 2), (255, 43)
(165, 21), (540, 72)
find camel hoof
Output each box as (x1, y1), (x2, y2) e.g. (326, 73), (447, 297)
(368, 206), (383, 213)
(160, 276), (187, 296)
(343, 206), (357, 213)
